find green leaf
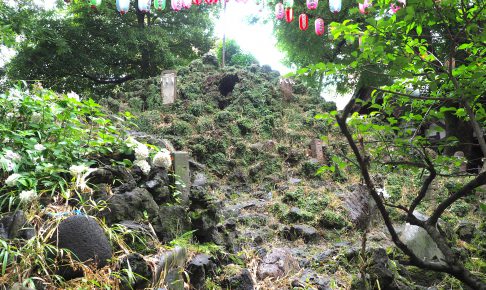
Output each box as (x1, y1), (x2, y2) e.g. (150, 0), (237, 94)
(416, 25), (422, 36)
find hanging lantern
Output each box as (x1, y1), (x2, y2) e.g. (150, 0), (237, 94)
(154, 0), (166, 10)
(306, 0), (317, 10)
(204, 0), (211, 3)
(275, 3), (284, 19)
(193, 0), (202, 5)
(315, 18), (325, 35)
(138, 0), (151, 13)
(283, 0), (293, 8)
(358, 0), (371, 14)
(328, 0), (341, 13)
(172, 0), (182, 10)
(182, 0), (192, 9)
(285, 8), (294, 22)
(90, 0), (101, 9)
(116, 0), (130, 14)
(299, 14), (309, 30)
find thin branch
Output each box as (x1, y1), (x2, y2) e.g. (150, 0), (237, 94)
(409, 157), (437, 214)
(429, 170), (486, 224)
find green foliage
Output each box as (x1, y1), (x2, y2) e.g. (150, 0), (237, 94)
(216, 39), (258, 67)
(4, 1), (215, 93)
(0, 86), (129, 210)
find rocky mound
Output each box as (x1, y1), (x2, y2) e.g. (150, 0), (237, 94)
(102, 57), (336, 184)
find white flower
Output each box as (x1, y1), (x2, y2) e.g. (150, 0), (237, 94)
(134, 143), (150, 160)
(19, 190), (37, 203)
(34, 143), (46, 151)
(69, 164), (90, 176)
(31, 112), (42, 123)
(67, 91), (80, 102)
(3, 137), (10, 143)
(5, 173), (21, 186)
(134, 159), (151, 175)
(69, 164), (96, 192)
(4, 150), (21, 161)
(6, 112), (14, 118)
(1, 158), (15, 172)
(153, 149), (172, 169)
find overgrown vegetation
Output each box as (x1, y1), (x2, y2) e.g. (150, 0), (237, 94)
(104, 61), (337, 183)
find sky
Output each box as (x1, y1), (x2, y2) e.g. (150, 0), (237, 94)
(213, 1), (291, 74)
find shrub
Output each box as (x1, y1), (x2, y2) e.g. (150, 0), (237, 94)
(0, 86), (129, 210)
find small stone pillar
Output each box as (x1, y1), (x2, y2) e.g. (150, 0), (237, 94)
(453, 151), (467, 173)
(309, 139), (324, 162)
(172, 151), (190, 204)
(161, 70), (177, 105)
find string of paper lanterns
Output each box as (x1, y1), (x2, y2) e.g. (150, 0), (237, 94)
(86, 0), (406, 43)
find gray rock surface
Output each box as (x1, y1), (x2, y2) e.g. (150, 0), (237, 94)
(0, 210), (35, 240)
(186, 254), (215, 290)
(257, 248), (299, 279)
(283, 224), (318, 243)
(399, 212), (445, 264)
(221, 265), (255, 290)
(291, 269), (331, 290)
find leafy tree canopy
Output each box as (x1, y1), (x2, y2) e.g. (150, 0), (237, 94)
(300, 0), (485, 288)
(216, 38), (258, 67)
(273, 0), (392, 92)
(3, 0), (217, 93)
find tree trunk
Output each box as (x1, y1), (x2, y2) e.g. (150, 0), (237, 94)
(135, 0), (150, 78)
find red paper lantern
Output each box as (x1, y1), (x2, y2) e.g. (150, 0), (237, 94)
(299, 14), (309, 31)
(275, 3), (284, 19)
(315, 18), (325, 36)
(193, 0), (202, 5)
(285, 8), (293, 23)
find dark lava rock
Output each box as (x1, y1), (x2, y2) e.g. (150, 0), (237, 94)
(54, 215), (112, 280)
(456, 221), (475, 242)
(291, 269), (331, 290)
(186, 254), (216, 290)
(99, 188), (159, 225)
(257, 248), (299, 279)
(86, 168), (114, 185)
(283, 224), (318, 243)
(202, 53), (219, 67)
(118, 253), (152, 290)
(221, 265), (255, 290)
(368, 248), (394, 288)
(313, 249), (336, 264)
(153, 205), (191, 243)
(0, 210), (35, 240)
(340, 184), (374, 230)
(144, 166), (171, 203)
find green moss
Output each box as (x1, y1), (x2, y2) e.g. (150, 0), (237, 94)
(319, 210), (348, 229)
